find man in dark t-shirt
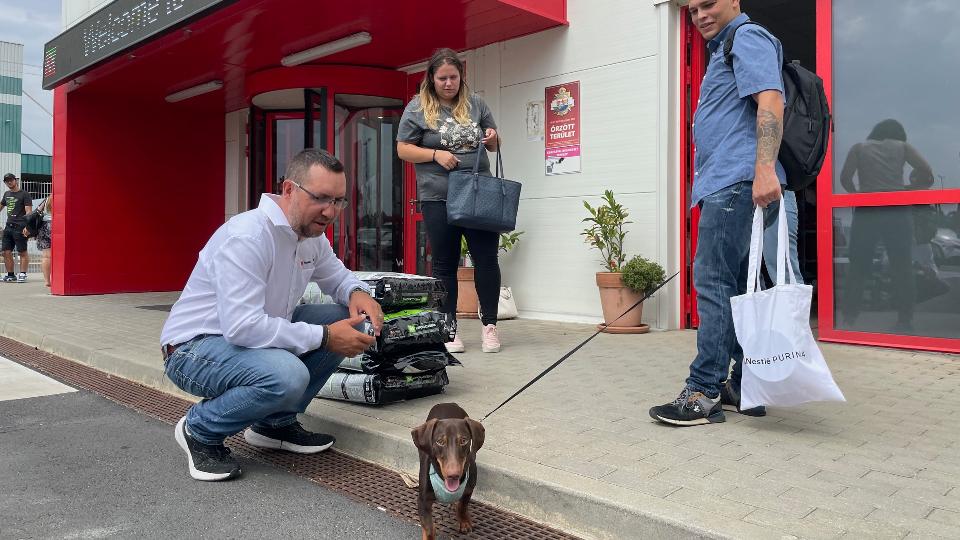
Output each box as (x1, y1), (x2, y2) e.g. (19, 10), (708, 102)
(2, 173), (32, 283)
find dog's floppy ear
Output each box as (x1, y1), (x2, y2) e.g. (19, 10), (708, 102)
(411, 418), (438, 454)
(465, 418), (485, 455)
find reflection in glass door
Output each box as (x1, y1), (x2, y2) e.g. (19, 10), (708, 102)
(334, 95), (404, 272)
(270, 113), (305, 194)
(818, 0), (960, 352)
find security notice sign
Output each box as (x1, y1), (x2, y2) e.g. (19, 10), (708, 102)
(545, 81), (581, 175)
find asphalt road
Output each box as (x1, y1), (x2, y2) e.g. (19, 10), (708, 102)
(0, 363), (421, 540)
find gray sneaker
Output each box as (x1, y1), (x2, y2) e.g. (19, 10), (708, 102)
(2, 274), (14, 283)
(649, 387), (725, 426)
(16, 272), (26, 283)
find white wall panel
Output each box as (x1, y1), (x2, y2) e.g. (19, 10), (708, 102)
(500, 0), (659, 87)
(0, 154), (21, 178)
(497, 56), (658, 201)
(503, 192), (663, 326)
(63, 1), (114, 30)
(454, 0), (681, 328)
(0, 42), (24, 79)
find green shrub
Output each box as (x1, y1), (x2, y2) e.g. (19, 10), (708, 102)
(581, 190), (630, 272)
(621, 255), (666, 295)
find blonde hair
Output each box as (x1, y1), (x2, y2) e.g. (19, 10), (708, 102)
(417, 48), (471, 130)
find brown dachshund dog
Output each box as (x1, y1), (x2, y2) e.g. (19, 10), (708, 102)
(411, 403), (485, 540)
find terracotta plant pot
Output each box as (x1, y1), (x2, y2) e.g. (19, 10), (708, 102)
(456, 266), (480, 319)
(595, 272), (649, 334)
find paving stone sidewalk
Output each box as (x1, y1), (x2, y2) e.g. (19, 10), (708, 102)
(2, 281), (958, 539)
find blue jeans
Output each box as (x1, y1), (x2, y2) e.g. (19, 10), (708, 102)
(687, 182), (787, 397)
(763, 189), (803, 285)
(163, 304), (350, 445)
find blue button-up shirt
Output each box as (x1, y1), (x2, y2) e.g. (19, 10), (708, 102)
(691, 13), (786, 208)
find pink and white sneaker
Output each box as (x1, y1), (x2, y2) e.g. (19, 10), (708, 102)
(445, 333), (465, 353)
(481, 324), (501, 353)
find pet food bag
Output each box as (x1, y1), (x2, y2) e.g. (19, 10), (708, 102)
(368, 309), (455, 354)
(317, 368), (450, 405)
(339, 344), (461, 374)
(354, 271), (447, 311)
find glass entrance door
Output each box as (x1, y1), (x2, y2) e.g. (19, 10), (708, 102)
(818, 0), (960, 352)
(333, 95), (405, 272)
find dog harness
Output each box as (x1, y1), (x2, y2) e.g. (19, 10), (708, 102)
(428, 463), (470, 504)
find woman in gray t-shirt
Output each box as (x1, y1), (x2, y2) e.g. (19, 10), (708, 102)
(397, 47), (503, 354)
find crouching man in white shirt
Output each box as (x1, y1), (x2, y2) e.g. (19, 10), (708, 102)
(160, 148), (384, 481)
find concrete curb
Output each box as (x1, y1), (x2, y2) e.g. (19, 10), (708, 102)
(6, 322), (784, 540)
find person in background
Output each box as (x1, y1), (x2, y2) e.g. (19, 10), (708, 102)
(2, 173), (31, 283)
(838, 119), (933, 332)
(22, 192), (53, 288)
(396, 47), (503, 354)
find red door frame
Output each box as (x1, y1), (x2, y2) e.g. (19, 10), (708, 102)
(680, 13), (707, 328)
(402, 71), (427, 275)
(814, 0), (960, 353)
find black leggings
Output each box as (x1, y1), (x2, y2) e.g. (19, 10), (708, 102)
(421, 201), (501, 326)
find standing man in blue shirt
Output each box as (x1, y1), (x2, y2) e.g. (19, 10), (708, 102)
(650, 0), (786, 426)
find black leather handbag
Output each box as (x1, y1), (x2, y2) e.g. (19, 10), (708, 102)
(23, 199), (47, 237)
(446, 144), (521, 233)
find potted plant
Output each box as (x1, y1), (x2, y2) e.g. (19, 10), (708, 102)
(582, 190), (662, 334)
(456, 231), (524, 318)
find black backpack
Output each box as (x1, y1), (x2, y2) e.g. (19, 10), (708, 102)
(724, 21), (831, 192)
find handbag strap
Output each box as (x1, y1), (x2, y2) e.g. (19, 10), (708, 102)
(469, 139), (504, 178)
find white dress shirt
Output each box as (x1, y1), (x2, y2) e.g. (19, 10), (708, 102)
(160, 194), (369, 355)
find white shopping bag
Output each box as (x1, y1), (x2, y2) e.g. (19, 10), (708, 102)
(731, 201), (845, 409)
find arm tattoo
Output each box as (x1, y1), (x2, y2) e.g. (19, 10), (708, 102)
(756, 109), (783, 166)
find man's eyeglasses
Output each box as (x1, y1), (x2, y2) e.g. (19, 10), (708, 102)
(294, 182), (349, 209)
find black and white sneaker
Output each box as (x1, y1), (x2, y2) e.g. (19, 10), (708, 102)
(244, 421), (335, 454)
(174, 416), (242, 481)
(720, 380), (767, 417)
(2, 274), (14, 283)
(16, 272), (26, 283)
(649, 387), (726, 426)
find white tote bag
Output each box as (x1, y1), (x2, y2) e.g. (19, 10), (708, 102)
(480, 287), (519, 320)
(731, 201), (845, 409)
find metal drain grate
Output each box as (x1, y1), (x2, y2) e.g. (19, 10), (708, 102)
(0, 337), (581, 540)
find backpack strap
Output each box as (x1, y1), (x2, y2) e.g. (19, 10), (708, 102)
(722, 20), (766, 67)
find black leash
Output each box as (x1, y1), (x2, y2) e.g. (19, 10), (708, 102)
(479, 271), (680, 422)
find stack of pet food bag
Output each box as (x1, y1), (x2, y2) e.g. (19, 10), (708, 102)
(317, 272), (460, 405)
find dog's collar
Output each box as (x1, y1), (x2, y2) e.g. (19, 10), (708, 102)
(428, 463), (469, 505)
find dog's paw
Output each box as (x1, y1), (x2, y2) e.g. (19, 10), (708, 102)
(458, 517), (474, 533)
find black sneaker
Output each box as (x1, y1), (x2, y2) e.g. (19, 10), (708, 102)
(720, 380), (767, 417)
(174, 416), (242, 481)
(244, 421), (335, 454)
(649, 387), (726, 426)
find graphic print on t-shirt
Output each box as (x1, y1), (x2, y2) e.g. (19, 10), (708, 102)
(438, 117), (482, 153)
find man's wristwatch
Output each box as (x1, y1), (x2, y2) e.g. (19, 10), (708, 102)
(349, 286), (370, 299)
(319, 324), (330, 350)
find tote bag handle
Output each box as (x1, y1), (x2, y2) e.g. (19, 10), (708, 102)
(746, 195), (797, 294)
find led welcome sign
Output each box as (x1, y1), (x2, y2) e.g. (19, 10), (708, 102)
(42, 0), (233, 89)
